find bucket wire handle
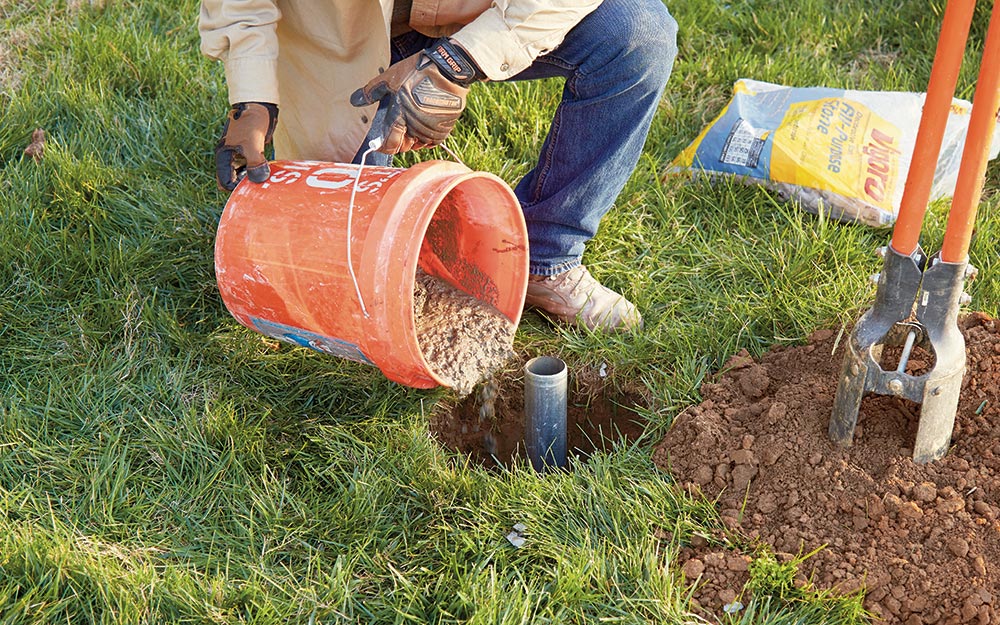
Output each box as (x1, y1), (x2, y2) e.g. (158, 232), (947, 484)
(347, 137), (383, 319)
(438, 141), (467, 168)
(347, 138), (462, 319)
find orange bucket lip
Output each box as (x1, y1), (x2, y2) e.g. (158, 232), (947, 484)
(215, 159), (529, 389)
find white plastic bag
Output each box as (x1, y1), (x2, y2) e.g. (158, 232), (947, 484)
(667, 79), (1000, 227)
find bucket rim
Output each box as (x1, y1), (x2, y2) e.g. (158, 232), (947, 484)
(360, 160), (529, 389)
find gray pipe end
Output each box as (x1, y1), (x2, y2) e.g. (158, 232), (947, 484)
(524, 356), (568, 471)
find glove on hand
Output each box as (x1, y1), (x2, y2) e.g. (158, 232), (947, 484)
(350, 39), (483, 154)
(214, 102), (279, 192)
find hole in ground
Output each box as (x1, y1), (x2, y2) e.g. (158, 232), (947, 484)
(429, 358), (650, 468)
(872, 323), (937, 375)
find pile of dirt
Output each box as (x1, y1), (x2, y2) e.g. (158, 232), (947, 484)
(413, 270), (516, 396)
(654, 313), (1000, 625)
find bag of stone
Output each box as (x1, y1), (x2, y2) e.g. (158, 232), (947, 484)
(666, 79), (1000, 228)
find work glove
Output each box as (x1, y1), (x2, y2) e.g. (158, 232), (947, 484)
(350, 39), (483, 154)
(214, 102), (279, 192)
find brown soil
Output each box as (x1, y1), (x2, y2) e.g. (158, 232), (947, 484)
(430, 358), (649, 467)
(413, 271), (516, 396)
(653, 313), (1000, 624)
(23, 128), (44, 162)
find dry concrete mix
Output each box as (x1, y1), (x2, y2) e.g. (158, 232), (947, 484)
(413, 270), (515, 396)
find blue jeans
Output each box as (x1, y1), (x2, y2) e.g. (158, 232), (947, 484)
(367, 0), (677, 276)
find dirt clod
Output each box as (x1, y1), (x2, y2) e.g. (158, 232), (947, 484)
(23, 128), (45, 162)
(654, 313), (1000, 624)
(682, 558), (706, 579)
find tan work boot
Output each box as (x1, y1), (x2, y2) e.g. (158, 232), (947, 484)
(524, 265), (643, 332)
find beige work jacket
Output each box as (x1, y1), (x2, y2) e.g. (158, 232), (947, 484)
(200, 0), (603, 162)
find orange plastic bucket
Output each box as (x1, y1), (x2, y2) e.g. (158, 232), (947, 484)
(214, 159), (529, 389)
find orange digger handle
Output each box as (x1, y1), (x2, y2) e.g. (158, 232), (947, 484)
(892, 0), (977, 256)
(941, 1), (1000, 263)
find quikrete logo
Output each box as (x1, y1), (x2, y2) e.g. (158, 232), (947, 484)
(863, 128), (900, 204)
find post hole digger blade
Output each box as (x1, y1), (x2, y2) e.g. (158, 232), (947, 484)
(830, 0), (1000, 463)
(830, 247), (972, 463)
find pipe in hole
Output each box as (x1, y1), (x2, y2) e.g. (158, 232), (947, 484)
(524, 356), (568, 471)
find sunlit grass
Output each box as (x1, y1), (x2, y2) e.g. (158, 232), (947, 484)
(1, 0), (997, 622)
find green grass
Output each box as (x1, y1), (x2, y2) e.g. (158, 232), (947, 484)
(1, 0), (998, 622)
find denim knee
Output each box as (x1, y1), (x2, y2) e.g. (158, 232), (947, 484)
(607, 0), (678, 88)
(633, 3), (678, 87)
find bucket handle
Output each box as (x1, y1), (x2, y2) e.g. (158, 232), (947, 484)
(346, 137), (466, 319)
(437, 141), (467, 168)
(346, 137), (384, 319)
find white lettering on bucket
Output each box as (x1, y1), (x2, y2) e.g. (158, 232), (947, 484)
(268, 169), (303, 185)
(306, 167), (358, 190)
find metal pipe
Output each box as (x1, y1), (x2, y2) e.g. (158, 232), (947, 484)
(891, 0), (977, 256)
(897, 329), (918, 373)
(524, 356), (568, 471)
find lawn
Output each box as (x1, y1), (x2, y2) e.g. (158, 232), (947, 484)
(1, 0), (997, 623)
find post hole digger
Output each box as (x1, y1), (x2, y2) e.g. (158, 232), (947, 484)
(829, 0), (1000, 463)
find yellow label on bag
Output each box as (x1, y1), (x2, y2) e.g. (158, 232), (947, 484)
(770, 98), (902, 212)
